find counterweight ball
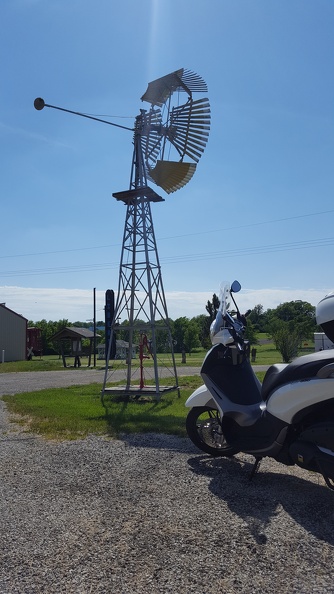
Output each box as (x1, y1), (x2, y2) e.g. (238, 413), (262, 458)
(34, 97), (45, 111)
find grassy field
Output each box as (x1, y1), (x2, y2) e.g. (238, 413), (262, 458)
(0, 352), (207, 373)
(0, 336), (315, 374)
(1, 376), (200, 440)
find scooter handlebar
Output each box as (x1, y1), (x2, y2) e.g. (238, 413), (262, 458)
(223, 314), (245, 345)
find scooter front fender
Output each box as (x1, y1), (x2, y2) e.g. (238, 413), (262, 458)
(185, 384), (217, 409)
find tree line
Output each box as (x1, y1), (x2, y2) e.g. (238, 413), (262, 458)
(28, 296), (320, 362)
(249, 299), (318, 362)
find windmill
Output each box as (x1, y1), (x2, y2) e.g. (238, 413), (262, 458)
(34, 68), (210, 399)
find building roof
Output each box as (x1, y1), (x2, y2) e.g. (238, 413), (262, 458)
(0, 303), (28, 322)
(51, 327), (100, 341)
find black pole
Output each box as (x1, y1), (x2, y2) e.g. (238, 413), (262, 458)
(93, 288), (96, 367)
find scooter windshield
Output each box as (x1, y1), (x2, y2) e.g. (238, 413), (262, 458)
(210, 281), (231, 342)
(219, 281), (231, 318)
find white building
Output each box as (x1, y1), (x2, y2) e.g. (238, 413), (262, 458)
(314, 332), (334, 352)
(0, 304), (27, 362)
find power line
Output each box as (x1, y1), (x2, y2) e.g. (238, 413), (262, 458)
(0, 262), (119, 278)
(1, 235), (334, 279)
(0, 243), (120, 260)
(0, 207), (333, 261)
(159, 208), (334, 242)
(162, 236), (334, 263)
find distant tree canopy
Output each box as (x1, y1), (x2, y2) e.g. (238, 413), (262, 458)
(258, 300), (316, 363)
(28, 298), (317, 359)
(28, 319), (71, 355)
(248, 304), (265, 332)
(265, 300), (316, 339)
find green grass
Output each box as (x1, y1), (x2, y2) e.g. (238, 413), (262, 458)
(1, 373), (269, 441)
(0, 356), (68, 373)
(2, 376), (204, 440)
(0, 353), (207, 374)
(0, 355), (102, 373)
(0, 339), (315, 374)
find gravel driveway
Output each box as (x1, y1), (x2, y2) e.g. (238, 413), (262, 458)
(1, 370), (334, 593)
(0, 367), (202, 397)
(0, 365), (269, 397)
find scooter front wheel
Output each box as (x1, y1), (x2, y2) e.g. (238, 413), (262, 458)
(186, 406), (239, 457)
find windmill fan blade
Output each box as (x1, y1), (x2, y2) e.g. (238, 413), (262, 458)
(141, 108), (163, 168)
(148, 161), (197, 194)
(140, 68), (210, 193)
(141, 68), (208, 106)
(180, 69), (208, 93)
(169, 98), (211, 162)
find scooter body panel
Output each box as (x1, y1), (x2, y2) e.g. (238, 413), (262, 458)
(185, 381), (266, 426)
(266, 378), (334, 423)
(185, 385), (216, 409)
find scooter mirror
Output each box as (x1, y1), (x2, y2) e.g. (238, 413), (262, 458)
(231, 280), (241, 293)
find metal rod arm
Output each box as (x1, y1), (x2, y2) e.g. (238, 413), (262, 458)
(34, 97), (134, 132)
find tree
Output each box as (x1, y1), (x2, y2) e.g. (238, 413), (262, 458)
(172, 317), (190, 352)
(192, 314), (211, 349)
(270, 321), (300, 363)
(154, 319), (173, 353)
(244, 319), (259, 346)
(184, 320), (201, 354)
(265, 300), (316, 363)
(198, 293), (221, 348)
(205, 293), (220, 322)
(29, 319), (71, 354)
(266, 300), (316, 341)
(248, 304), (265, 331)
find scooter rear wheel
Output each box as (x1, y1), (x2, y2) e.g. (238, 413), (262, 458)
(186, 406), (239, 457)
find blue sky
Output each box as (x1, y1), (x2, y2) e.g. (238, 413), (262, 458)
(1, 0), (334, 322)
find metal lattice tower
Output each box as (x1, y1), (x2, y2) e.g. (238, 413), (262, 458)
(102, 111), (179, 398)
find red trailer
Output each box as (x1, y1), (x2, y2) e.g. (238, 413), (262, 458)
(27, 327), (42, 359)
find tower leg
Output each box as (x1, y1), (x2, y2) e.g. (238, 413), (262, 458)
(102, 187), (179, 400)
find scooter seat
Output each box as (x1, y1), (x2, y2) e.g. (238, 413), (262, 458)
(261, 363), (288, 401)
(261, 350), (334, 400)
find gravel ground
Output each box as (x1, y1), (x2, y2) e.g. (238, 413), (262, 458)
(0, 366), (269, 397)
(1, 372), (334, 593)
(0, 368), (202, 396)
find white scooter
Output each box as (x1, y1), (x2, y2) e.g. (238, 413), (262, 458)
(185, 281), (334, 489)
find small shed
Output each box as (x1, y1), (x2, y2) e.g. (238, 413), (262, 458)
(51, 327), (100, 367)
(98, 340), (136, 360)
(0, 303), (27, 362)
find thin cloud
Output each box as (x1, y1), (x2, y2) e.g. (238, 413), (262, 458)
(0, 286), (331, 323)
(0, 121), (74, 150)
